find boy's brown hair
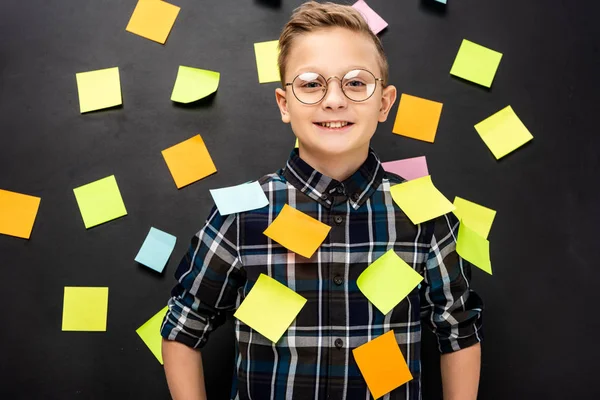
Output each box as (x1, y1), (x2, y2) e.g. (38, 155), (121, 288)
(278, 1), (389, 87)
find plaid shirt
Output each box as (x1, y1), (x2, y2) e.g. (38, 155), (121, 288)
(161, 148), (484, 400)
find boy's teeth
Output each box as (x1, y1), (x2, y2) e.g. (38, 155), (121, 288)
(320, 121), (349, 128)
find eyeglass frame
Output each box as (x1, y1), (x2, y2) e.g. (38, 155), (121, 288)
(284, 68), (385, 105)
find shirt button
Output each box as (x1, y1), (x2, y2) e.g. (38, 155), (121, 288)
(351, 193), (360, 202)
(322, 194), (329, 201)
(334, 215), (343, 225)
(333, 275), (343, 286)
(336, 186), (345, 194)
(335, 338), (344, 349)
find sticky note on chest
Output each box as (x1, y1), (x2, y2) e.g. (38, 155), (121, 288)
(390, 175), (455, 224)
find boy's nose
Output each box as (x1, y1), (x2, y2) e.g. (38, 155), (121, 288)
(321, 80), (347, 110)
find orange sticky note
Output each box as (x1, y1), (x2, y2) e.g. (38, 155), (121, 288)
(0, 189), (41, 239)
(162, 135), (217, 189)
(353, 330), (413, 399)
(263, 204), (331, 258)
(392, 93), (443, 143)
(125, 0), (180, 44)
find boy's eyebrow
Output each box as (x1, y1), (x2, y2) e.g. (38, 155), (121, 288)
(292, 65), (373, 76)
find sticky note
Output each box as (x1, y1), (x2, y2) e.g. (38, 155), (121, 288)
(352, 0), (388, 35)
(0, 189), (41, 239)
(436, 0), (447, 4)
(234, 273), (307, 343)
(392, 94), (443, 143)
(390, 176), (455, 224)
(353, 330), (413, 398)
(263, 204), (331, 258)
(450, 39), (503, 88)
(381, 156), (429, 181)
(126, 0), (180, 44)
(456, 222), (492, 275)
(136, 305), (169, 364)
(254, 40), (280, 83)
(73, 175), (127, 229)
(295, 138), (299, 148)
(453, 197), (496, 239)
(75, 67), (122, 113)
(161, 135), (217, 189)
(135, 227), (177, 273)
(474, 106), (533, 159)
(62, 287), (109, 331)
(357, 250), (423, 315)
(171, 66), (220, 103)
(210, 181), (268, 216)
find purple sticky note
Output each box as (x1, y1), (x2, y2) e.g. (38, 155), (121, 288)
(382, 156), (429, 181)
(352, 0), (388, 35)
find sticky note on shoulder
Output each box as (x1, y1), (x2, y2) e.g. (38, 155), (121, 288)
(352, 0), (388, 35)
(475, 106), (533, 159)
(456, 222), (492, 275)
(210, 181), (268, 216)
(0, 189), (41, 239)
(135, 227), (177, 273)
(390, 175), (455, 224)
(126, 0), (180, 44)
(453, 197), (496, 239)
(75, 67), (122, 113)
(450, 39), (503, 88)
(136, 305), (169, 364)
(392, 94), (443, 143)
(171, 66), (220, 103)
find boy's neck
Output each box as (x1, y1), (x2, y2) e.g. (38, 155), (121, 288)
(297, 145), (369, 182)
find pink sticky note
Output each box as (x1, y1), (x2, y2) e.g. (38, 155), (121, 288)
(382, 156), (429, 181)
(352, 0), (388, 35)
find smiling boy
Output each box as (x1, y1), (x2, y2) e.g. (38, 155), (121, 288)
(161, 2), (483, 399)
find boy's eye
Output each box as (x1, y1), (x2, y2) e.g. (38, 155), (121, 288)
(302, 81), (323, 88)
(345, 80), (366, 87)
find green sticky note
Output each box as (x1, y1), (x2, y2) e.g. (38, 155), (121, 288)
(75, 67), (122, 113)
(390, 175), (455, 224)
(254, 40), (280, 83)
(450, 39), (503, 88)
(475, 105), (533, 159)
(73, 175), (127, 229)
(62, 287), (109, 331)
(234, 274), (307, 343)
(457, 222), (492, 275)
(357, 250), (423, 315)
(453, 197), (496, 239)
(171, 66), (220, 103)
(136, 305), (169, 364)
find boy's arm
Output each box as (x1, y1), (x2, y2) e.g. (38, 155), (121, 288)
(440, 342), (481, 400)
(162, 339), (207, 400)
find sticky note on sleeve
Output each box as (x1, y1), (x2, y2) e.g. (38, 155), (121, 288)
(390, 176), (455, 224)
(453, 197), (496, 239)
(136, 305), (169, 364)
(0, 189), (41, 239)
(474, 106), (533, 159)
(456, 222), (493, 275)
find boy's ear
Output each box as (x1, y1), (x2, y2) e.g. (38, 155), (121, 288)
(378, 84), (397, 123)
(275, 88), (291, 124)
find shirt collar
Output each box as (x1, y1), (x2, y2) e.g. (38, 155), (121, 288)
(282, 148), (385, 210)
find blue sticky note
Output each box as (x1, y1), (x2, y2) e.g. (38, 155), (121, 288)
(209, 181), (269, 216)
(135, 227), (177, 273)
(436, 0), (447, 3)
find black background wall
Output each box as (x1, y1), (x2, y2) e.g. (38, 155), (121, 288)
(1, 0), (599, 398)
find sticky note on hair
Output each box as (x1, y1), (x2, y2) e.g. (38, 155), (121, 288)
(390, 175), (455, 224)
(126, 0), (180, 44)
(62, 287), (109, 331)
(161, 135), (217, 189)
(393, 94), (443, 143)
(352, 330), (413, 398)
(452, 197), (496, 239)
(474, 106), (533, 159)
(263, 204), (331, 258)
(456, 222), (493, 275)
(73, 175), (127, 229)
(254, 40), (280, 83)
(135, 227), (177, 273)
(136, 305), (169, 364)
(234, 274), (307, 343)
(450, 39), (503, 88)
(382, 156), (429, 181)
(352, 0), (388, 35)
(75, 67), (122, 113)
(171, 66), (220, 103)
(0, 189), (41, 239)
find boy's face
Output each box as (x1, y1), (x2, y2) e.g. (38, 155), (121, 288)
(275, 27), (397, 160)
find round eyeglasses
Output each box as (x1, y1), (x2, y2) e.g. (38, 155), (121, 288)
(285, 69), (383, 105)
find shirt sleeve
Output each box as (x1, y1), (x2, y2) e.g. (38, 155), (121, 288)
(161, 206), (247, 349)
(420, 212), (484, 354)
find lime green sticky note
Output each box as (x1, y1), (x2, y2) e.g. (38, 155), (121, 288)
(171, 66), (220, 103)
(450, 39), (503, 88)
(234, 273), (307, 343)
(390, 175), (455, 224)
(295, 138), (299, 148)
(75, 67), (122, 113)
(254, 40), (280, 83)
(73, 175), (127, 229)
(136, 305), (169, 364)
(357, 250), (423, 315)
(453, 197), (497, 239)
(475, 106), (533, 159)
(457, 222), (492, 275)
(62, 287), (109, 331)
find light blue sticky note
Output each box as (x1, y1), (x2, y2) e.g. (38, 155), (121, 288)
(135, 227), (177, 273)
(209, 181), (269, 216)
(435, 0), (447, 4)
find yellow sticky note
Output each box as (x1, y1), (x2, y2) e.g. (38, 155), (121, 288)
(450, 39), (503, 88)
(475, 106), (533, 159)
(358, 250), (423, 315)
(352, 330), (413, 399)
(73, 175), (127, 229)
(390, 176), (455, 224)
(162, 135), (217, 189)
(392, 94), (443, 143)
(263, 204), (331, 258)
(62, 287), (109, 331)
(126, 0), (180, 44)
(0, 189), (41, 239)
(75, 67), (122, 113)
(295, 138), (299, 148)
(254, 40), (280, 83)
(457, 222), (492, 275)
(171, 66), (220, 103)
(136, 305), (169, 364)
(234, 274), (307, 343)
(453, 197), (496, 239)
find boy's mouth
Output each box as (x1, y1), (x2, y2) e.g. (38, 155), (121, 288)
(313, 121), (354, 130)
